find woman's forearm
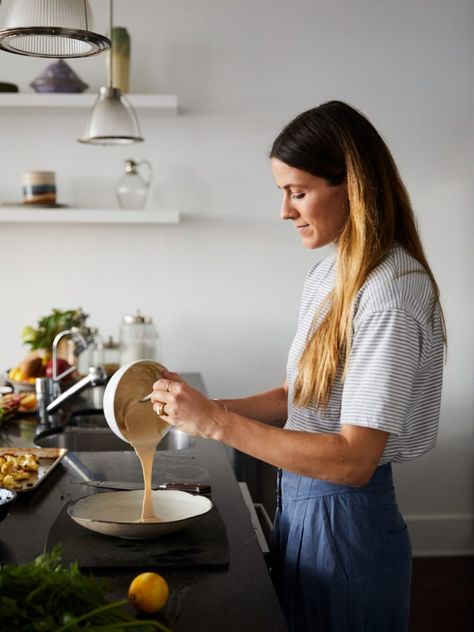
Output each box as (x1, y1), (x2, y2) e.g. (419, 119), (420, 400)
(218, 385), (288, 427)
(152, 376), (387, 485)
(217, 414), (388, 486)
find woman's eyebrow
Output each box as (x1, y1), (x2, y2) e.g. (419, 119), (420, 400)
(277, 183), (309, 190)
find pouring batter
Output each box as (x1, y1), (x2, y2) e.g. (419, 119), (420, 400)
(113, 361), (169, 522)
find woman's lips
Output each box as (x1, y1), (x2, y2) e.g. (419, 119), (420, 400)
(296, 223), (310, 232)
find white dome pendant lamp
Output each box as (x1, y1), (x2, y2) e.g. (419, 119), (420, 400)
(0, 0), (110, 58)
(78, 0), (143, 145)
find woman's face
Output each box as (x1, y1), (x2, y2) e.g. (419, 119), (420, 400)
(272, 158), (348, 249)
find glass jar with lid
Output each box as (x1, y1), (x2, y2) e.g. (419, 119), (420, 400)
(119, 310), (160, 366)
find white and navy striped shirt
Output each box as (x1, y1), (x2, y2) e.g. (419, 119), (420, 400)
(285, 245), (444, 464)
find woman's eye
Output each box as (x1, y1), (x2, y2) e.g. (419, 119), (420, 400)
(292, 193), (305, 200)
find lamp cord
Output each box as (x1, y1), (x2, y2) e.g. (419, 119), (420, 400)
(83, 0), (89, 31)
(108, 0), (114, 89)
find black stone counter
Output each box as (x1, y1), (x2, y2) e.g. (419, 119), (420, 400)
(0, 408), (288, 631)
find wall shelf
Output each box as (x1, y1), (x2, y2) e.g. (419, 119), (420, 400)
(0, 208), (181, 224)
(0, 93), (178, 113)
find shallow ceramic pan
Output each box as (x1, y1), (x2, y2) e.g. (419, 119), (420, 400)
(68, 489), (213, 539)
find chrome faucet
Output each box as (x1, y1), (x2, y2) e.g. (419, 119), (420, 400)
(45, 365), (107, 415)
(35, 329), (107, 429)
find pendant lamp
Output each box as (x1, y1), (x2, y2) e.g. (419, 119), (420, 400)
(78, 0), (143, 145)
(0, 0), (110, 58)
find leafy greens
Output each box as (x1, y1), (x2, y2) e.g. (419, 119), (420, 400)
(0, 548), (171, 631)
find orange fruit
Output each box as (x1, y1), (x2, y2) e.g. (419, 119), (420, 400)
(128, 572), (169, 613)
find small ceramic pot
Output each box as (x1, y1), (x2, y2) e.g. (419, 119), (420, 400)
(22, 171), (56, 204)
(30, 59), (88, 94)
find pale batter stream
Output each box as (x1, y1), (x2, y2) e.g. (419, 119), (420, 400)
(113, 361), (169, 522)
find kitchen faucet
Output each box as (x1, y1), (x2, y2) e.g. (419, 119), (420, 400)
(35, 329), (107, 430)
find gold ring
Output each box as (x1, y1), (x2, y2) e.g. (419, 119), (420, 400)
(157, 402), (166, 417)
(166, 380), (171, 392)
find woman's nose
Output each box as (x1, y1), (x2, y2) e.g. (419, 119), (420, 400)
(280, 197), (298, 220)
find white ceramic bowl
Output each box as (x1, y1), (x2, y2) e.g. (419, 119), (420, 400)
(103, 359), (169, 445)
(68, 489), (213, 539)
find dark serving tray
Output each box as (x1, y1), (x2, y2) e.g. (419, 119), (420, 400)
(46, 502), (229, 570)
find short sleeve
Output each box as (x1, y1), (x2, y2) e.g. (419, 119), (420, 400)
(340, 309), (423, 436)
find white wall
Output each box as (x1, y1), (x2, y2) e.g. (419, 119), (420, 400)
(0, 0), (472, 555)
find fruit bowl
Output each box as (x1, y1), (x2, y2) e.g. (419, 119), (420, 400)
(6, 358), (77, 393)
(6, 365), (40, 392)
(8, 378), (36, 393)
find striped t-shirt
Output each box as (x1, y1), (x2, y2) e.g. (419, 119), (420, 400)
(285, 245), (444, 464)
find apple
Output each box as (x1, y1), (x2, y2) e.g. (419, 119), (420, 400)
(45, 358), (75, 381)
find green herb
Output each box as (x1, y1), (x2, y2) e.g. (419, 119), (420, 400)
(21, 309), (88, 351)
(0, 548), (172, 631)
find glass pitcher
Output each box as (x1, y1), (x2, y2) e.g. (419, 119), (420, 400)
(116, 159), (153, 210)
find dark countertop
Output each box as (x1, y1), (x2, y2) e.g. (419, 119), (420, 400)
(0, 374), (288, 632)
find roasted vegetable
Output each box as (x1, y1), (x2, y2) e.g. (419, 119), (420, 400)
(0, 393), (36, 425)
(0, 393), (21, 424)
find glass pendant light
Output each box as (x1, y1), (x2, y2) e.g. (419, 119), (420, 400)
(78, 0), (143, 145)
(0, 0), (110, 58)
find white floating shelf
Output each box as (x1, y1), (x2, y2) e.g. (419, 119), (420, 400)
(0, 93), (178, 113)
(0, 208), (181, 224)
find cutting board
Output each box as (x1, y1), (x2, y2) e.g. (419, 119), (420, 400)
(46, 502), (229, 569)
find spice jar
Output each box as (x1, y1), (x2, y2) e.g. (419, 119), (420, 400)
(102, 336), (121, 376)
(119, 310), (160, 366)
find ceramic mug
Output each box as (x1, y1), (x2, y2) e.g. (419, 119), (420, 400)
(22, 171), (56, 205)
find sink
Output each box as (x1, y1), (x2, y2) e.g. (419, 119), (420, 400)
(34, 415), (194, 452)
(35, 426), (131, 451)
(69, 413), (109, 428)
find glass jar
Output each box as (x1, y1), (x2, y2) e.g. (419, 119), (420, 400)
(119, 310), (160, 366)
(102, 336), (120, 376)
(116, 159), (153, 210)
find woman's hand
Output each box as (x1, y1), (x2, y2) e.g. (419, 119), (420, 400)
(151, 369), (225, 441)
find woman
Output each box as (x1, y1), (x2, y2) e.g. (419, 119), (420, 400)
(151, 101), (445, 632)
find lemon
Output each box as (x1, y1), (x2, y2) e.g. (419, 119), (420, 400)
(128, 572), (169, 613)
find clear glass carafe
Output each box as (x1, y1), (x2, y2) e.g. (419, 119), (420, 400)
(116, 159), (153, 210)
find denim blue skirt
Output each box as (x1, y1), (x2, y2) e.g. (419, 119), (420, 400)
(272, 464), (412, 632)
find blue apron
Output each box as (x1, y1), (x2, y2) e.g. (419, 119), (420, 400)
(272, 464), (412, 632)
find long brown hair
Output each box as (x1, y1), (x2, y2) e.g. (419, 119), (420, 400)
(270, 101), (446, 409)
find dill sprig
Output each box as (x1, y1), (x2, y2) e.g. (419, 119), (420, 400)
(0, 548), (171, 632)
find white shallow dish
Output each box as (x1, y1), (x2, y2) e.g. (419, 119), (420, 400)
(68, 489), (213, 539)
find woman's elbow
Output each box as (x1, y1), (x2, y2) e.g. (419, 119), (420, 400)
(340, 462), (377, 487)
(354, 464), (381, 486)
